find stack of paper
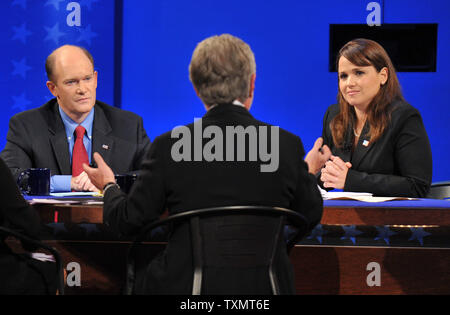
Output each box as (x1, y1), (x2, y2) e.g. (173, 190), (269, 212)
(318, 186), (417, 202)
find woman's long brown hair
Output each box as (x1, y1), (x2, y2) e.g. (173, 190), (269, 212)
(331, 38), (404, 148)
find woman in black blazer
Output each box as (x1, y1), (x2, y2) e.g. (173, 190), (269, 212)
(0, 158), (57, 294)
(319, 38), (432, 197)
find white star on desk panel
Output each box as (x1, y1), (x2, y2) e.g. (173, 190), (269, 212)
(340, 225), (363, 245)
(408, 227), (432, 246)
(12, 23), (33, 44)
(307, 224), (329, 244)
(47, 223), (69, 235)
(374, 225), (397, 245)
(78, 224), (100, 236)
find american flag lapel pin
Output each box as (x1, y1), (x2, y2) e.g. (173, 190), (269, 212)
(102, 144), (109, 150)
(362, 140), (369, 147)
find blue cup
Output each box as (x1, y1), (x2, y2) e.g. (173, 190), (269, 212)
(18, 168), (51, 195)
(115, 174), (137, 194)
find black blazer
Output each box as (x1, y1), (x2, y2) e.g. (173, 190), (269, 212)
(104, 104), (323, 294)
(0, 98), (151, 180)
(0, 158), (56, 294)
(321, 100), (432, 197)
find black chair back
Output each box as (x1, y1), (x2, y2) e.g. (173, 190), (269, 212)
(126, 205), (309, 295)
(0, 226), (64, 295)
(427, 181), (450, 199)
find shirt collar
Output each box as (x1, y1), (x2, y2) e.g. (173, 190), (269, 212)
(209, 99), (246, 110)
(58, 106), (95, 140)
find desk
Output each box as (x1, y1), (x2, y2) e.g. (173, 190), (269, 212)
(28, 199), (450, 294)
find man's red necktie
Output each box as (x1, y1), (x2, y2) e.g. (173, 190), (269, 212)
(72, 125), (89, 176)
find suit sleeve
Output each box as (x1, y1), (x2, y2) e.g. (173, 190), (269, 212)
(290, 138), (323, 232)
(103, 136), (166, 237)
(131, 116), (152, 171)
(345, 109), (432, 197)
(0, 115), (34, 181)
(316, 106), (333, 190)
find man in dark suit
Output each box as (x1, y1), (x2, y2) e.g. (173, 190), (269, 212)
(84, 34), (324, 294)
(0, 157), (57, 294)
(0, 45), (151, 192)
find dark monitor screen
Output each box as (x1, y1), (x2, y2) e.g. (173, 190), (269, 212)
(329, 24), (438, 72)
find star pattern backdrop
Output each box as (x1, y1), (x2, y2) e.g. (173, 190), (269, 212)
(0, 0), (117, 150)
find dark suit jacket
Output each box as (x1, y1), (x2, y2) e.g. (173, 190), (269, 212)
(321, 99), (432, 197)
(103, 104), (323, 294)
(0, 158), (56, 294)
(0, 98), (151, 180)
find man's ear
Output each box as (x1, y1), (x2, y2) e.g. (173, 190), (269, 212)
(46, 81), (57, 97)
(249, 73), (256, 98)
(193, 85), (200, 97)
(93, 71), (98, 89)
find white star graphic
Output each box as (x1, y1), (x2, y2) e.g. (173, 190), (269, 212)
(12, 58), (32, 79)
(44, 23), (66, 46)
(77, 24), (98, 46)
(44, 0), (65, 11)
(80, 0), (99, 10)
(12, 93), (32, 112)
(11, 0), (27, 9)
(12, 23), (33, 44)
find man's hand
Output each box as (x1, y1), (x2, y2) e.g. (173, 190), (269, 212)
(71, 171), (99, 192)
(82, 152), (116, 191)
(304, 137), (332, 174)
(321, 155), (352, 189)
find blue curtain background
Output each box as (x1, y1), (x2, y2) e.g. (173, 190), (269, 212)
(0, 0), (449, 183)
(0, 0), (115, 146)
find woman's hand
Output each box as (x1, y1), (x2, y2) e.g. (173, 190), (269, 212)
(321, 155), (352, 189)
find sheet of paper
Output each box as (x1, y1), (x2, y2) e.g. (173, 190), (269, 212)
(328, 195), (417, 202)
(50, 192), (102, 197)
(28, 199), (81, 205)
(30, 252), (55, 262)
(82, 200), (104, 205)
(318, 186), (417, 202)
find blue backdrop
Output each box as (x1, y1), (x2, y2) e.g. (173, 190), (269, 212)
(0, 0), (449, 183)
(120, 0), (450, 183)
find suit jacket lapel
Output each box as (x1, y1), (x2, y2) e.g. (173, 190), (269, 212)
(351, 121), (372, 169)
(91, 104), (114, 167)
(336, 129), (352, 164)
(48, 101), (72, 174)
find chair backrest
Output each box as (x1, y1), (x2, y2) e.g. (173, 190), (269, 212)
(0, 226), (64, 295)
(427, 181), (450, 199)
(126, 205), (309, 295)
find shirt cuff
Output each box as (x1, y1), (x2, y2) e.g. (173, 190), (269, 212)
(50, 175), (72, 192)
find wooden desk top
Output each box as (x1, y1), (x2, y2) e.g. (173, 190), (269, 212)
(33, 199), (450, 226)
